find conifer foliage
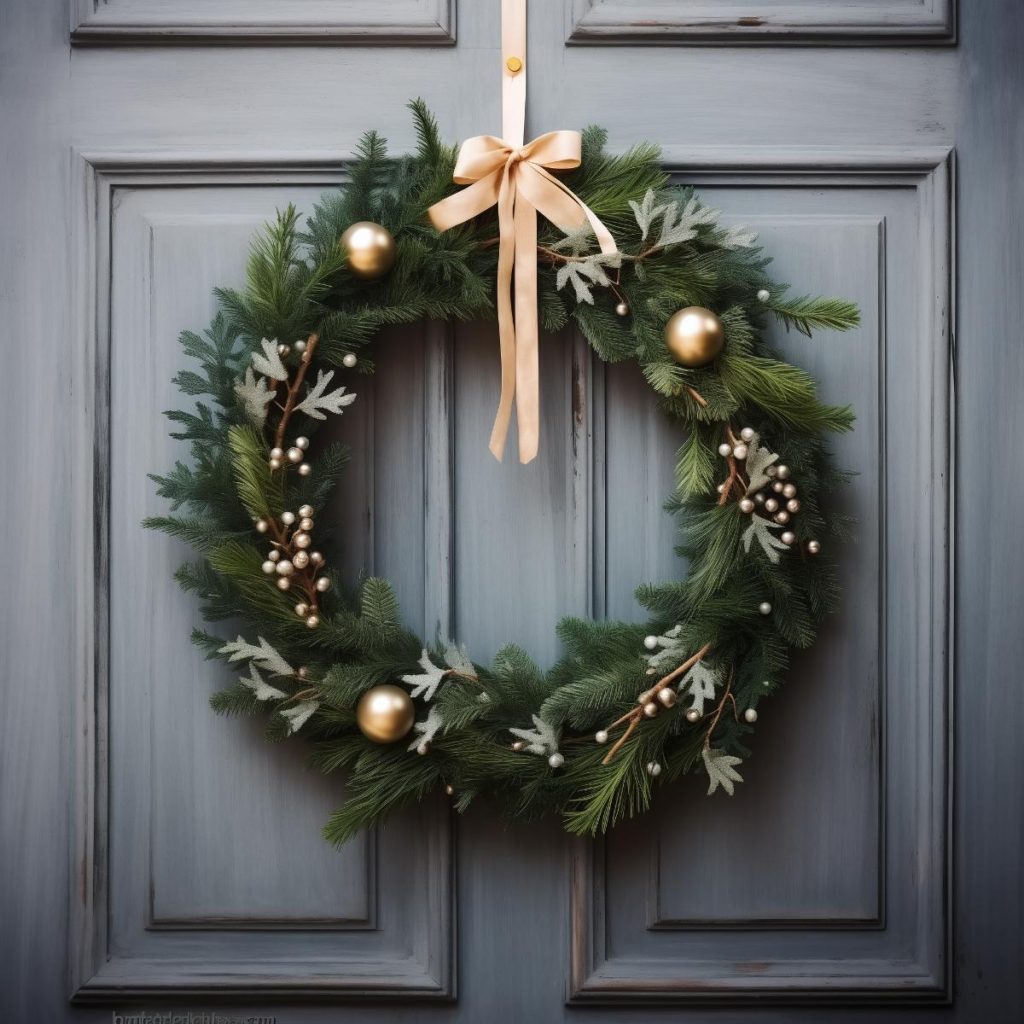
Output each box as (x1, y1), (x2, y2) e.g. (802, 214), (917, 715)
(147, 102), (859, 844)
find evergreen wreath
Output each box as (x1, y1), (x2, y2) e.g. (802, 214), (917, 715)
(146, 103), (859, 844)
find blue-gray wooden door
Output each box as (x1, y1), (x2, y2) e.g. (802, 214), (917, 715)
(2, 1), (1022, 1020)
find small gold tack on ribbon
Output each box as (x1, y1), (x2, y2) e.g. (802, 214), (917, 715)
(505, 56), (523, 73)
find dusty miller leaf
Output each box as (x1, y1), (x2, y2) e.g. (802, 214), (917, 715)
(742, 516), (789, 564)
(509, 714), (560, 756)
(250, 337), (287, 381)
(219, 635), (293, 677)
(682, 660), (722, 715)
(280, 700), (319, 735)
(295, 368), (357, 420)
(628, 189), (668, 241)
(407, 706), (444, 752)
(718, 223), (758, 249)
(401, 649), (447, 701)
(555, 252), (622, 305)
(238, 663), (287, 702)
(702, 747), (744, 796)
(443, 641), (475, 678)
(656, 195), (720, 248)
(644, 624), (687, 672)
(743, 434), (780, 495)
(234, 367), (276, 425)
(550, 224), (597, 257)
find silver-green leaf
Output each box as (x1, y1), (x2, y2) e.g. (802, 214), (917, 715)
(702, 747), (744, 796)
(295, 368), (357, 420)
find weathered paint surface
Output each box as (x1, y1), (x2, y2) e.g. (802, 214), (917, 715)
(1, 0), (1022, 1019)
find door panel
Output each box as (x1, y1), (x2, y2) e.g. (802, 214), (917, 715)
(71, 173), (454, 1001)
(566, 0), (956, 43)
(571, 159), (950, 1002)
(71, 0), (456, 44)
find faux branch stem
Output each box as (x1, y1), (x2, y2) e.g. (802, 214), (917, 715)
(703, 667), (736, 750)
(274, 333), (319, 451)
(600, 642), (713, 765)
(717, 423), (748, 506)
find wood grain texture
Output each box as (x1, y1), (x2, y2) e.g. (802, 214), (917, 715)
(3, 0), (1024, 1018)
(71, 0), (456, 45)
(67, 161), (455, 1001)
(568, 153), (953, 1005)
(567, 0), (956, 44)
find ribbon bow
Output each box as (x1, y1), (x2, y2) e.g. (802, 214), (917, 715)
(428, 131), (617, 463)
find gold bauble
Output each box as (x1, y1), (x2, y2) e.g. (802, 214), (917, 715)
(340, 221), (396, 280)
(664, 306), (725, 367)
(356, 684), (415, 743)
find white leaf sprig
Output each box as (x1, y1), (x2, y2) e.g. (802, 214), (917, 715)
(742, 516), (789, 564)
(401, 643), (477, 701)
(408, 706), (444, 753)
(509, 714), (560, 757)
(401, 650), (448, 701)
(743, 434), (780, 495)
(644, 624), (688, 672)
(238, 663), (287, 702)
(280, 700), (319, 735)
(702, 747), (744, 796)
(717, 224), (758, 249)
(250, 337), (288, 381)
(234, 366), (276, 425)
(295, 368), (357, 420)
(682, 661), (723, 716)
(629, 189), (719, 248)
(219, 635), (293, 677)
(555, 252), (622, 305)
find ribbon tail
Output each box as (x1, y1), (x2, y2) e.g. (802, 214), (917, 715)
(488, 165), (518, 462)
(513, 198), (539, 464)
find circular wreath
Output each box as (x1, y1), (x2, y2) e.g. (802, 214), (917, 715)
(147, 103), (858, 844)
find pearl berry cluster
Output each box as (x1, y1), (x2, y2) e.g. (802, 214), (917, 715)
(718, 426), (823, 558)
(268, 435), (312, 475)
(254, 503), (331, 628)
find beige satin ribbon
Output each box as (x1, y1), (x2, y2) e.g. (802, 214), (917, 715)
(427, 0), (617, 463)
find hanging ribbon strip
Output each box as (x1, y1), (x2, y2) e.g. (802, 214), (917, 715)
(427, 0), (617, 464)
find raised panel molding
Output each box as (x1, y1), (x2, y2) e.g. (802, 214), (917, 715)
(567, 0), (955, 44)
(69, 154), (455, 1001)
(569, 149), (953, 1005)
(71, 0), (455, 45)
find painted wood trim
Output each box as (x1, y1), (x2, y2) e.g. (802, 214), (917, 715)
(70, 0), (455, 45)
(68, 152), (456, 1002)
(566, 0), (955, 45)
(567, 149), (955, 1006)
(423, 322), (455, 643)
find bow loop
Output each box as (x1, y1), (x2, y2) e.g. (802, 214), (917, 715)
(425, 9), (617, 462)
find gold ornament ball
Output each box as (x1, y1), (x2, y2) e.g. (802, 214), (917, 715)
(664, 306), (725, 367)
(356, 684), (415, 743)
(341, 221), (396, 280)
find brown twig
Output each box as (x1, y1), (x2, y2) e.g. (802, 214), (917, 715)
(274, 333), (319, 451)
(702, 667), (736, 750)
(685, 385), (708, 409)
(257, 332), (329, 616)
(717, 423), (750, 505)
(602, 716), (639, 765)
(599, 642), (714, 765)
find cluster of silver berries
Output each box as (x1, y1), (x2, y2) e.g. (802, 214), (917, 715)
(255, 503), (331, 628)
(268, 435), (311, 475)
(725, 428), (823, 558)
